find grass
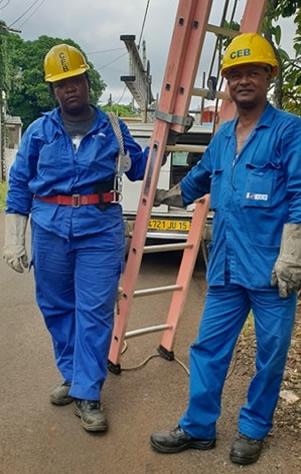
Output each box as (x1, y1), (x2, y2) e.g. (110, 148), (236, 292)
(241, 311), (254, 336)
(0, 181), (8, 212)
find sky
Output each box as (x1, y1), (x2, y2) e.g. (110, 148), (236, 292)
(0, 0), (297, 107)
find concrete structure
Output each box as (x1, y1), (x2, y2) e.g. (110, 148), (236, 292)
(3, 114), (22, 180)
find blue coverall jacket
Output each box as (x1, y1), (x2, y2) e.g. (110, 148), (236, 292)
(181, 102), (301, 289)
(6, 106), (149, 232)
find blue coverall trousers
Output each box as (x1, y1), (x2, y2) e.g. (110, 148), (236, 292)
(31, 221), (124, 401)
(179, 282), (297, 440)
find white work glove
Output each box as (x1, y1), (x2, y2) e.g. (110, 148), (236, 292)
(154, 183), (184, 208)
(3, 213), (29, 273)
(271, 223), (301, 298)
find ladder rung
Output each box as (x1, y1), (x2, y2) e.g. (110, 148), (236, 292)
(165, 144), (208, 153)
(206, 24), (240, 38)
(143, 242), (193, 254)
(125, 324), (172, 339)
(134, 284), (182, 297)
(192, 87), (230, 101)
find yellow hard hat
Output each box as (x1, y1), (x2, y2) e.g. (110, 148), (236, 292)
(221, 33), (278, 78)
(44, 44), (90, 82)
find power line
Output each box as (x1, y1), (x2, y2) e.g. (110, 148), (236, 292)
(138, 0), (151, 50)
(0, 0), (11, 11)
(97, 51), (128, 70)
(8, 0), (42, 27)
(87, 47), (125, 55)
(117, 85), (127, 104)
(94, 64), (127, 74)
(18, 0), (47, 28)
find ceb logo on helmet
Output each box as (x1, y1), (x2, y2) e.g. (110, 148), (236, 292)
(58, 52), (69, 73)
(221, 33), (278, 78)
(230, 49), (251, 60)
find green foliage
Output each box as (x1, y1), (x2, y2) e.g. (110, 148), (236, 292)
(0, 181), (7, 212)
(221, 20), (240, 48)
(0, 22), (11, 94)
(281, 57), (301, 114)
(5, 34), (106, 130)
(101, 103), (140, 117)
(264, 0), (301, 115)
(273, 0), (301, 17)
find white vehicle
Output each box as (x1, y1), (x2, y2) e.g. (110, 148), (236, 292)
(122, 121), (213, 249)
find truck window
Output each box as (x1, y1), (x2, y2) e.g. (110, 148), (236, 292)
(171, 151), (203, 186)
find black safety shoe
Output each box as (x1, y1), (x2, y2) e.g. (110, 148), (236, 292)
(50, 382), (74, 406)
(74, 399), (108, 432)
(230, 433), (264, 465)
(150, 425), (216, 453)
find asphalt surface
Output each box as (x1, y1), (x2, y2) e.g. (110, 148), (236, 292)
(0, 212), (300, 474)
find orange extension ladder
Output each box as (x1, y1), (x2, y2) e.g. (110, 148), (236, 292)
(108, 0), (268, 373)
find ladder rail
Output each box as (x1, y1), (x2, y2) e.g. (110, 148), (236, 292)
(160, 196), (209, 352)
(167, 1), (213, 134)
(109, 0), (270, 371)
(109, 0), (215, 368)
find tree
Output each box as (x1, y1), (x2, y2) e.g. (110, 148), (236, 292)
(0, 21), (11, 94)
(6, 34), (106, 129)
(101, 103), (140, 118)
(263, 0), (301, 114)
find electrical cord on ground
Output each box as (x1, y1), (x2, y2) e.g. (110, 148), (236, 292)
(119, 339), (190, 374)
(119, 339), (161, 371)
(118, 337), (239, 379)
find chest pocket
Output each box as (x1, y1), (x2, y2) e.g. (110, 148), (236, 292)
(37, 131), (73, 177)
(210, 169), (223, 210)
(241, 161), (280, 208)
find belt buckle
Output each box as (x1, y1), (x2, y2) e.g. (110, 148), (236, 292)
(111, 175), (123, 203)
(110, 191), (122, 203)
(72, 194), (80, 208)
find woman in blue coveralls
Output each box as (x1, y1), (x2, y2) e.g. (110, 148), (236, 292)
(150, 33), (301, 465)
(3, 44), (150, 432)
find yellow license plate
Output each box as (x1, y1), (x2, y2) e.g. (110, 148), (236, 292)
(148, 219), (191, 232)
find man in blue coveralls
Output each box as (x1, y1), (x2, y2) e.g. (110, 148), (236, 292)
(150, 33), (301, 465)
(3, 44), (150, 432)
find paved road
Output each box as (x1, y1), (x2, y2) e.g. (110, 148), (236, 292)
(0, 212), (300, 474)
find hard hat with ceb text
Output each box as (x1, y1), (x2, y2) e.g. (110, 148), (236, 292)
(221, 33), (278, 77)
(44, 44), (90, 82)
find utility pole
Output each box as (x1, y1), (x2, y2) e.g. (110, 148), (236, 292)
(0, 91), (6, 181)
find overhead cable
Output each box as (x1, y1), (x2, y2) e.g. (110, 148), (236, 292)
(0, 0), (11, 11)
(97, 51), (128, 70)
(19, 0), (47, 28)
(87, 47), (125, 55)
(9, 0), (42, 27)
(138, 0), (151, 50)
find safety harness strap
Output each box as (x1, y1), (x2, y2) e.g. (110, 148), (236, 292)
(107, 112), (132, 199)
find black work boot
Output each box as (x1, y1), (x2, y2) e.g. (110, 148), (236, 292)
(150, 425), (216, 453)
(74, 399), (108, 432)
(50, 382), (75, 406)
(230, 433), (264, 465)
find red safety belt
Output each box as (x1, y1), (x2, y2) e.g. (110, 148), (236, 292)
(34, 192), (119, 208)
